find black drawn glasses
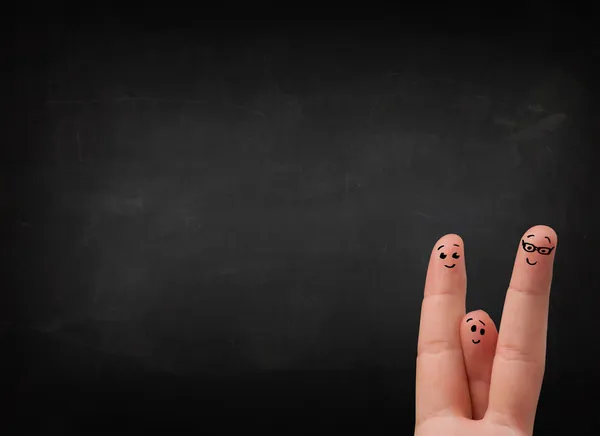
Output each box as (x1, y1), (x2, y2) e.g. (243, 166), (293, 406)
(521, 240), (555, 255)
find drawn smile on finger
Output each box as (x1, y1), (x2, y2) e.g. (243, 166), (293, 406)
(466, 317), (486, 345)
(437, 244), (461, 269)
(522, 234), (554, 266)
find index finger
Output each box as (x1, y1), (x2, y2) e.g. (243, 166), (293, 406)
(487, 225), (557, 433)
(416, 234), (470, 425)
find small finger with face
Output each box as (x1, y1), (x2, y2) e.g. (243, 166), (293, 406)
(416, 234), (469, 424)
(488, 225), (557, 433)
(460, 310), (498, 420)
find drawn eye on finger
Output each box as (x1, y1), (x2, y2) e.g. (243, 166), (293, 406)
(465, 317), (486, 344)
(523, 242), (536, 252)
(437, 243), (461, 269)
(522, 234), (556, 266)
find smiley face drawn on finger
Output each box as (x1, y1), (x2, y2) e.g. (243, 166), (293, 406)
(521, 234), (555, 266)
(437, 243), (461, 269)
(466, 317), (486, 344)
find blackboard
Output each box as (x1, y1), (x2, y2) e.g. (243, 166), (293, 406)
(4, 11), (598, 434)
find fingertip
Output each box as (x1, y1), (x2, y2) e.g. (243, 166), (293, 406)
(429, 233), (465, 269)
(425, 234), (467, 295)
(460, 310), (498, 356)
(461, 310), (498, 420)
(522, 225), (558, 247)
(462, 310), (492, 326)
(513, 225), (557, 290)
(432, 233), (464, 253)
(461, 310), (497, 332)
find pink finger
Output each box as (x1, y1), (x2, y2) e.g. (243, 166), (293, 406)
(488, 225), (557, 434)
(416, 234), (470, 425)
(460, 310), (498, 420)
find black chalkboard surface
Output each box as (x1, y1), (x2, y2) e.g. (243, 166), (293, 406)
(4, 11), (598, 435)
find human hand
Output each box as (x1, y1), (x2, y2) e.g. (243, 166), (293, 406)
(415, 226), (557, 436)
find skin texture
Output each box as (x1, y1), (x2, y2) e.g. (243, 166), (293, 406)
(415, 225), (557, 436)
(461, 310), (498, 420)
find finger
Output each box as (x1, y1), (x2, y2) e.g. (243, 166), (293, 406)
(487, 225), (557, 433)
(416, 234), (470, 424)
(460, 310), (498, 420)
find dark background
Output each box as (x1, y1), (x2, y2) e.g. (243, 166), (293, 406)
(3, 7), (599, 434)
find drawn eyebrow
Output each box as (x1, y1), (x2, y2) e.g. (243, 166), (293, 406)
(545, 236), (551, 243)
(466, 318), (473, 322)
(479, 320), (485, 326)
(453, 244), (460, 247)
(437, 245), (444, 250)
(527, 234), (535, 238)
